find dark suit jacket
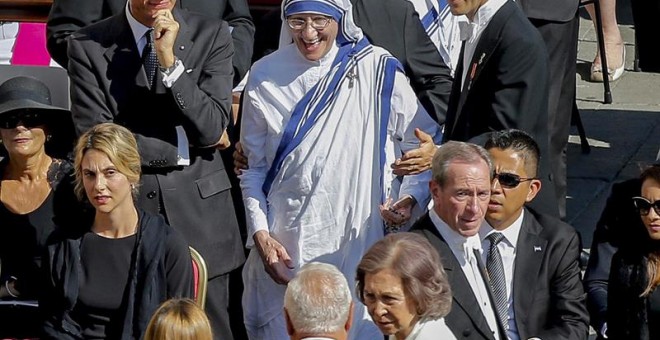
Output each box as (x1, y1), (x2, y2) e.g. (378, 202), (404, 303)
(351, 0), (453, 124)
(411, 210), (589, 340)
(47, 0), (254, 86)
(442, 1), (558, 218)
(517, 0), (578, 22)
(66, 9), (244, 277)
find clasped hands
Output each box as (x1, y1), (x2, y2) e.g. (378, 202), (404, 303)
(253, 230), (294, 285)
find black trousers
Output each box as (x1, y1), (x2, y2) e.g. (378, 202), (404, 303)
(530, 14), (580, 220)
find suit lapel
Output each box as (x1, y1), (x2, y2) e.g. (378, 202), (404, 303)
(416, 215), (496, 340)
(455, 1), (516, 122)
(513, 210), (547, 337)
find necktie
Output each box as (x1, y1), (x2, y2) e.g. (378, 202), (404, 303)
(486, 232), (508, 332)
(143, 29), (158, 88)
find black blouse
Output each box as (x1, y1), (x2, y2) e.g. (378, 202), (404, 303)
(0, 159), (88, 299)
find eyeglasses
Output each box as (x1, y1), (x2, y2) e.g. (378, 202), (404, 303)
(0, 111), (48, 129)
(286, 16), (333, 30)
(493, 172), (536, 189)
(632, 196), (660, 216)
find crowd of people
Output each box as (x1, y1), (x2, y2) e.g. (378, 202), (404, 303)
(1, 0), (659, 339)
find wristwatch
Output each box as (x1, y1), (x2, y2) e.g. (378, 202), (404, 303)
(159, 57), (181, 76)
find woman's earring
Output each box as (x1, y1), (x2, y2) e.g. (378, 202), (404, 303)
(46, 134), (52, 142)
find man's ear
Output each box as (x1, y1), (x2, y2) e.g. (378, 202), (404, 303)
(429, 180), (440, 200)
(284, 308), (295, 336)
(345, 301), (354, 332)
(525, 178), (542, 203)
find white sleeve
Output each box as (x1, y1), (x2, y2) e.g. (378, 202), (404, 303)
(388, 70), (441, 205)
(238, 83), (270, 248)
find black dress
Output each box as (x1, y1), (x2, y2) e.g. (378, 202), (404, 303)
(0, 158), (87, 338)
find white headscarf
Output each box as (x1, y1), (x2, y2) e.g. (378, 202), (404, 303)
(278, 0), (364, 48)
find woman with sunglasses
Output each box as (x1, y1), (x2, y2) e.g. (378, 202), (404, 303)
(0, 76), (83, 338)
(607, 164), (660, 339)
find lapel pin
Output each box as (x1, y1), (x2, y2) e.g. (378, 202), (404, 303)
(179, 45), (185, 50)
(186, 69), (193, 74)
(533, 246), (542, 252)
(470, 62), (477, 80)
(478, 53), (486, 65)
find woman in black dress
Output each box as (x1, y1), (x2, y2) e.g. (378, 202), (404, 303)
(41, 123), (193, 339)
(0, 76), (81, 338)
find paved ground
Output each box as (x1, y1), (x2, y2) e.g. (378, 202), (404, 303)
(568, 3), (660, 249)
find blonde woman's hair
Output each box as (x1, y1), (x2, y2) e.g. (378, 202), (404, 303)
(144, 298), (213, 340)
(73, 123), (141, 201)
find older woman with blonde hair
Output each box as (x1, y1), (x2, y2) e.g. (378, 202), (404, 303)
(41, 123), (193, 340)
(356, 232), (456, 340)
(144, 298), (212, 340)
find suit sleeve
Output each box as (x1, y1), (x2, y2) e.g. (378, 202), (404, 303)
(535, 231), (590, 340)
(67, 33), (115, 134)
(46, 0), (106, 68)
(170, 21), (234, 148)
(400, 2), (453, 124)
(222, 0), (255, 86)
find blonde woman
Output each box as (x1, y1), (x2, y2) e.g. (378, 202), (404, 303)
(145, 298), (212, 340)
(41, 123), (193, 339)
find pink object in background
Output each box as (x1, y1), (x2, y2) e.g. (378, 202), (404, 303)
(11, 23), (51, 66)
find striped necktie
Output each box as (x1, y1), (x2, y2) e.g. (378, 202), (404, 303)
(486, 232), (508, 332)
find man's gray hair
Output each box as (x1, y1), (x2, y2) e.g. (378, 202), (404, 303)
(432, 141), (494, 186)
(284, 262), (352, 334)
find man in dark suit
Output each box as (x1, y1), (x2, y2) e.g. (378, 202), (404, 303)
(441, 0), (558, 219)
(410, 141), (503, 340)
(481, 129), (588, 339)
(66, 1), (244, 338)
(46, 0), (254, 86)
(517, 0), (579, 220)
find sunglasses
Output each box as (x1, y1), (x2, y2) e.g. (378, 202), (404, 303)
(493, 172), (536, 189)
(632, 196), (660, 216)
(0, 111), (48, 129)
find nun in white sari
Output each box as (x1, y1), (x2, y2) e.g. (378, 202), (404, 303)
(239, 0), (441, 338)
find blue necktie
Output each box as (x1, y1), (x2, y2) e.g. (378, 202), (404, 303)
(143, 29), (158, 88)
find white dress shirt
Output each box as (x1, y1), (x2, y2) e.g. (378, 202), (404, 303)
(480, 210), (525, 340)
(430, 210), (501, 340)
(459, 0), (508, 89)
(125, 3), (190, 166)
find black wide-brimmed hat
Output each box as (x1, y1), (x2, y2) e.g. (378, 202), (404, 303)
(0, 76), (70, 117)
(0, 76), (75, 159)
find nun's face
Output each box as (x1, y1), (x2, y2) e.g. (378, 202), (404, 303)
(288, 14), (338, 61)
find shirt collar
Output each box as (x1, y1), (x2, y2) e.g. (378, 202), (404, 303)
(480, 208), (525, 248)
(430, 209), (485, 260)
(125, 1), (151, 46)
